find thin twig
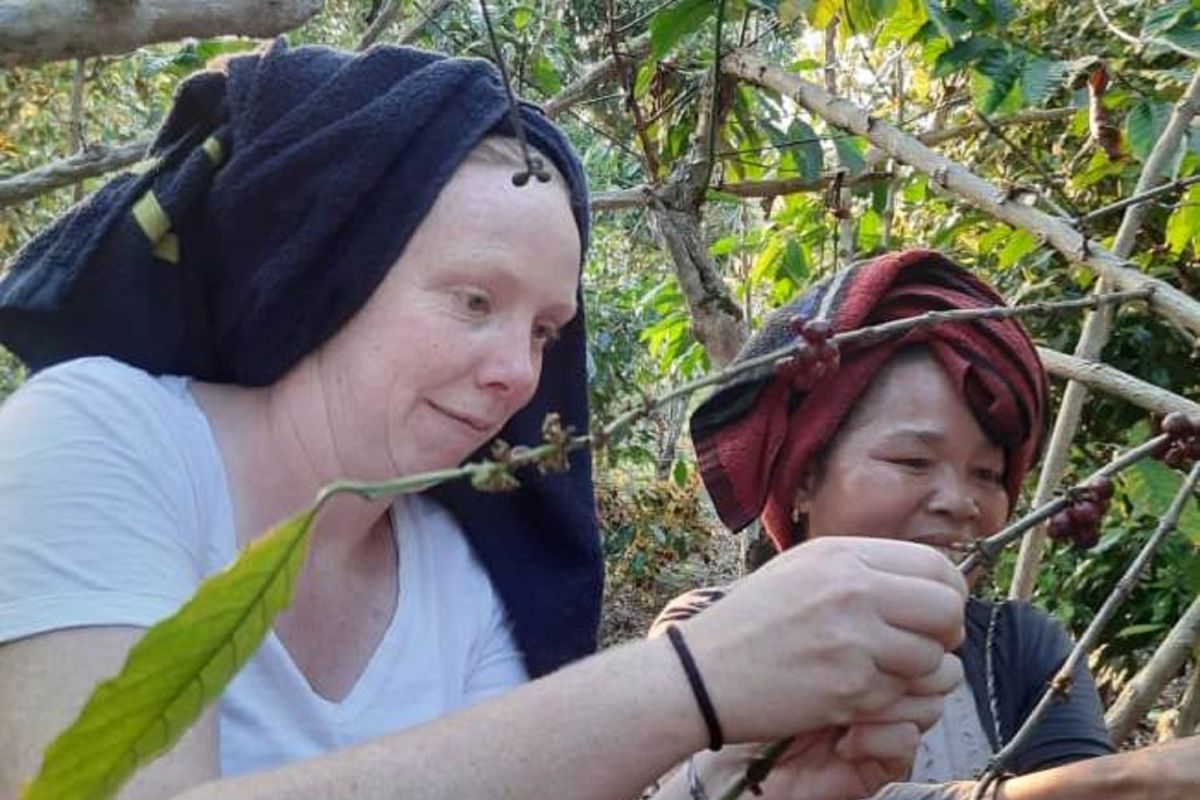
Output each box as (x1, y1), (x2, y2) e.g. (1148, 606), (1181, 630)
(613, 0), (682, 35)
(713, 737), (795, 800)
(974, 110), (1082, 219)
(400, 0), (454, 44)
(701, 0), (727, 191)
(958, 432), (1171, 574)
(357, 0), (403, 50)
(607, 0), (660, 179)
(1092, 0), (1200, 59)
(971, 462), (1200, 799)
(67, 58), (87, 201)
(1075, 175), (1200, 227)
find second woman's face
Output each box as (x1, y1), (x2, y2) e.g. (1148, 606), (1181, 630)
(320, 158), (581, 478)
(795, 353), (1010, 559)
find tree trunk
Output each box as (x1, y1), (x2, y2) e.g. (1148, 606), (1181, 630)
(647, 203), (746, 366)
(0, 0), (324, 68)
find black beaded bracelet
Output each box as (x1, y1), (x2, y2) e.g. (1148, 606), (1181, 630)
(665, 624), (724, 751)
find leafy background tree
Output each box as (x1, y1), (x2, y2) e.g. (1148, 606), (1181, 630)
(3, 0), (1200, 753)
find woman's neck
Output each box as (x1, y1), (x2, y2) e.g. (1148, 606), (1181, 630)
(187, 370), (392, 565)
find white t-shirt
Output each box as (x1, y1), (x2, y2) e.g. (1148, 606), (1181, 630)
(0, 357), (528, 776)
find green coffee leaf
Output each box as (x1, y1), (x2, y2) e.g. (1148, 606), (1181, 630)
(650, 0), (716, 60)
(1126, 101), (1172, 164)
(22, 507), (319, 800)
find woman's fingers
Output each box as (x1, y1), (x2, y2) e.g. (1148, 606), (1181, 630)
(835, 722), (921, 764)
(870, 572), (969, 652)
(830, 538), (968, 599)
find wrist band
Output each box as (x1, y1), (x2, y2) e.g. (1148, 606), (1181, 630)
(686, 755), (712, 800)
(665, 624), (724, 751)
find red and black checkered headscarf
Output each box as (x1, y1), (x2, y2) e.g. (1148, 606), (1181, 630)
(690, 249), (1050, 550)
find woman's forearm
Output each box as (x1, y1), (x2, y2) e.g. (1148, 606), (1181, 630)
(175, 637), (708, 800)
(996, 743), (1195, 800)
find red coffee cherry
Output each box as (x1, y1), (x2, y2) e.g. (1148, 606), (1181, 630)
(1068, 500), (1102, 528)
(1162, 412), (1195, 438)
(1087, 478), (1114, 502)
(1048, 512), (1074, 541)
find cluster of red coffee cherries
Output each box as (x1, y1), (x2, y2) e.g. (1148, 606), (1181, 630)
(1047, 477), (1114, 550)
(780, 316), (841, 388)
(1047, 412), (1199, 550)
(1154, 412), (1200, 469)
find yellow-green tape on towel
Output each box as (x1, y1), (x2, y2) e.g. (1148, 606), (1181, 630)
(202, 136), (225, 168)
(153, 233), (180, 264)
(131, 190), (171, 245)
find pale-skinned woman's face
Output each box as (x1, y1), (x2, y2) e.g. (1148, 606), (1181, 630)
(320, 158), (580, 478)
(795, 353), (1010, 559)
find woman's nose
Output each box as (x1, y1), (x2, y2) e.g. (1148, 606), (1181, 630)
(927, 468), (981, 521)
(478, 329), (539, 401)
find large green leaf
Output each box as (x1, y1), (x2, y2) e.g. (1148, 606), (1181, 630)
(975, 49), (1023, 114)
(1021, 58), (1068, 107)
(808, 0), (842, 30)
(22, 507), (320, 800)
(1166, 184), (1200, 255)
(1121, 458), (1200, 545)
(650, 0), (717, 59)
(932, 35), (999, 78)
(832, 133), (867, 176)
(1142, 1), (1191, 39)
(845, 0), (899, 33)
(923, 0), (966, 43)
(787, 119), (825, 181)
(1125, 100), (1173, 165)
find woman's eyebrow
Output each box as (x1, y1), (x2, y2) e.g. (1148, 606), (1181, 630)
(878, 427), (945, 444)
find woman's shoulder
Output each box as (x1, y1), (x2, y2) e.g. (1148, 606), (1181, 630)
(2, 356), (196, 438)
(11, 355), (180, 403)
(0, 356), (215, 503)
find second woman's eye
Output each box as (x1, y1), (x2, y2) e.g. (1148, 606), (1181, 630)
(973, 466), (1005, 484)
(889, 457), (932, 469)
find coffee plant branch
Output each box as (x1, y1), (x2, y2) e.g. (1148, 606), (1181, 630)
(721, 51), (1200, 339)
(970, 462), (1200, 800)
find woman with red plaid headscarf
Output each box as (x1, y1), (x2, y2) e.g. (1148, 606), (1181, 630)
(655, 250), (1200, 800)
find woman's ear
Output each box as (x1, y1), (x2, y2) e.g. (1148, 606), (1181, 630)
(791, 468), (818, 522)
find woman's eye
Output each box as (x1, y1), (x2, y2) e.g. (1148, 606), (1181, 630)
(890, 457), (932, 469)
(533, 322), (562, 347)
(458, 291), (490, 314)
(974, 467), (1005, 484)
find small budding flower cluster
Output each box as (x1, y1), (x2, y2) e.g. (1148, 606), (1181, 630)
(777, 316), (841, 388)
(1154, 412), (1200, 469)
(1047, 478), (1114, 550)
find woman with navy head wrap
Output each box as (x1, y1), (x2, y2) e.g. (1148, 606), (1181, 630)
(0, 44), (970, 800)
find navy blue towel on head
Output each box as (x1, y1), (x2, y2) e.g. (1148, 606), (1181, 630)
(0, 40), (601, 678)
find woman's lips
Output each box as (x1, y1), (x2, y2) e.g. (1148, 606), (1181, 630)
(427, 400), (493, 433)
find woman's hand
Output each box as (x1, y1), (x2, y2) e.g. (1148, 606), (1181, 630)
(682, 722), (921, 800)
(676, 536), (967, 744)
